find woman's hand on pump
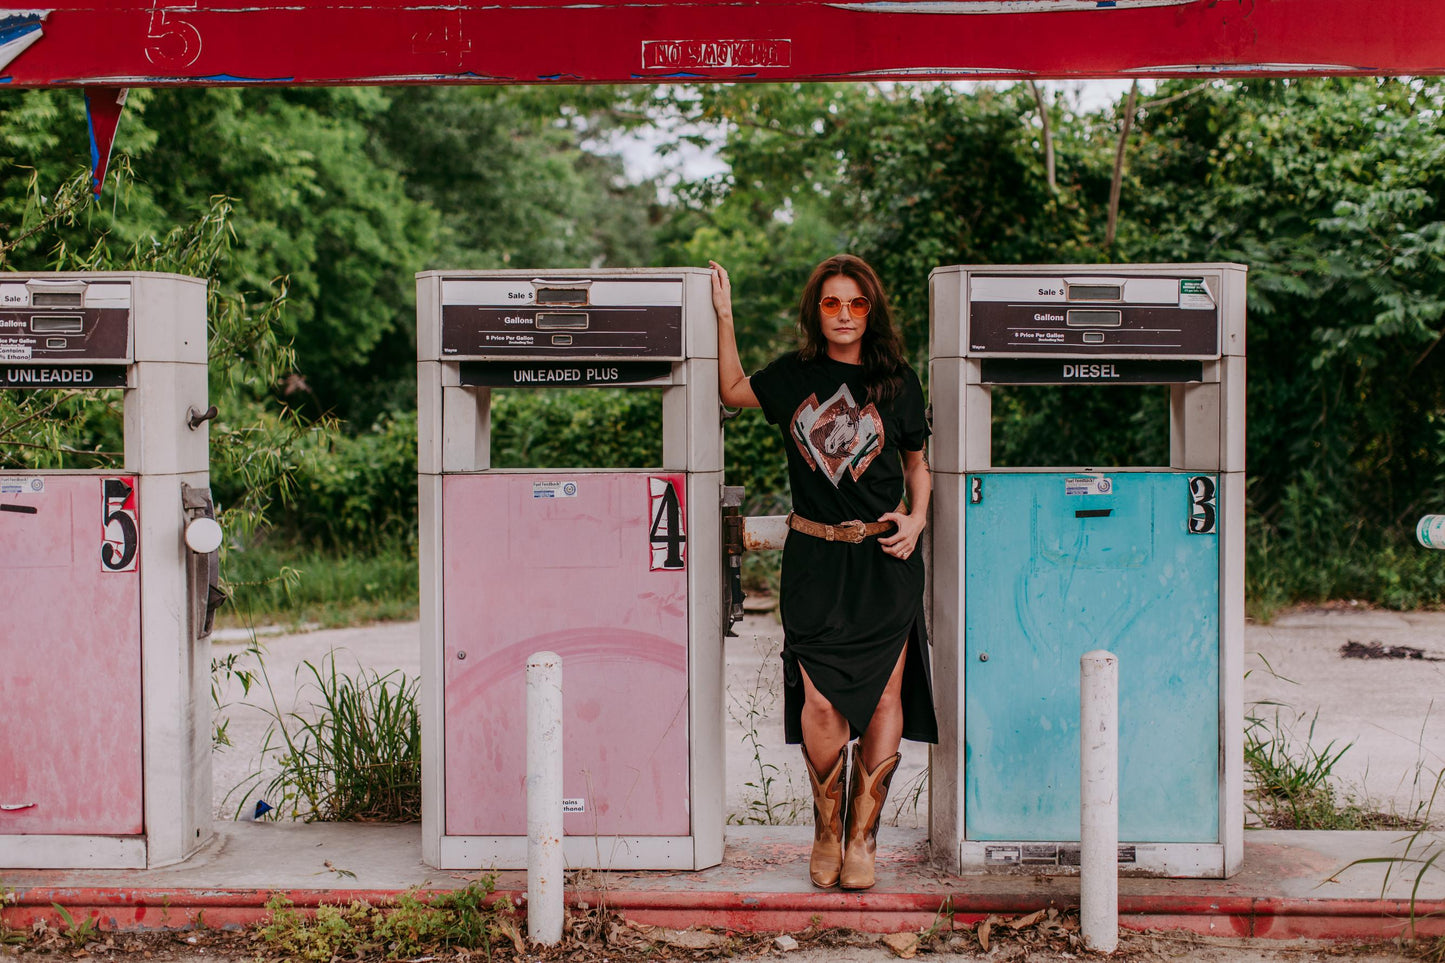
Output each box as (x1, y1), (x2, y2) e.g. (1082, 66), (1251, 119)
(877, 508), (925, 560)
(709, 260), (733, 324)
(711, 260), (760, 408)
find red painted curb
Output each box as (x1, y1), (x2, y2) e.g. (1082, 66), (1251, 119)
(5, 887), (1443, 940)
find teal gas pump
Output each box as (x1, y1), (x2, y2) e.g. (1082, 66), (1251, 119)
(928, 264), (1246, 878)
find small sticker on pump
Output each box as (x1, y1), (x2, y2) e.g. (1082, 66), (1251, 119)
(1179, 278), (1215, 310)
(1065, 475), (1112, 496)
(562, 798), (586, 813)
(532, 480), (579, 499)
(0, 476), (45, 495)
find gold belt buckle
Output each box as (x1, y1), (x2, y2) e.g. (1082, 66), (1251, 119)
(835, 519), (866, 543)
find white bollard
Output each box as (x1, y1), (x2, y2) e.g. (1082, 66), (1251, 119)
(1080, 650), (1119, 955)
(1417, 515), (1445, 550)
(742, 514), (790, 552)
(527, 651), (564, 946)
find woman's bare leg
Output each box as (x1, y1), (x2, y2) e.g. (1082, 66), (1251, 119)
(799, 665), (850, 770)
(859, 642), (909, 770)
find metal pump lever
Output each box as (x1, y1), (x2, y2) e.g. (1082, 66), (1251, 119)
(721, 487), (746, 634)
(187, 405), (218, 430)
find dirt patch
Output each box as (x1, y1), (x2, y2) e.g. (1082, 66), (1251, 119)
(1340, 640), (1444, 662)
(5, 925), (1440, 963)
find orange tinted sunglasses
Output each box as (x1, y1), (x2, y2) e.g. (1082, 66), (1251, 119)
(819, 295), (871, 319)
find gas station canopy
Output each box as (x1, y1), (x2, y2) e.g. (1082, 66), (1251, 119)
(0, 0), (1441, 88)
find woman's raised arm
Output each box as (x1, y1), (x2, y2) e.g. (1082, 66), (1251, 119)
(710, 260), (760, 409)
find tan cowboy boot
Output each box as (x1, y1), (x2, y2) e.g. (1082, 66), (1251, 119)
(839, 744), (901, 890)
(802, 745), (848, 887)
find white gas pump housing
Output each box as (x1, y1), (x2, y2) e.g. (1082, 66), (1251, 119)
(928, 264), (1247, 879)
(417, 268), (725, 871)
(0, 272), (221, 869)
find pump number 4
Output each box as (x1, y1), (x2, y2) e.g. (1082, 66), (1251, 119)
(648, 476), (686, 571)
(101, 476), (139, 572)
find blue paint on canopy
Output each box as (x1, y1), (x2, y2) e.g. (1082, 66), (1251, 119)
(198, 74), (296, 83)
(0, 14), (44, 45)
(85, 99), (103, 190)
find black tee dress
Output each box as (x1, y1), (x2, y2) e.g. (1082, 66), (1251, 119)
(750, 352), (939, 746)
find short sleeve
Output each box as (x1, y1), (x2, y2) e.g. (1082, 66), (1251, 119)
(748, 353), (797, 426)
(895, 364), (930, 451)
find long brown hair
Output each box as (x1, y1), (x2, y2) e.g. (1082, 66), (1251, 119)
(797, 254), (907, 404)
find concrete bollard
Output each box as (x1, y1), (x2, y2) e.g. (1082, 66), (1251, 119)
(1080, 650), (1119, 955)
(527, 651), (564, 945)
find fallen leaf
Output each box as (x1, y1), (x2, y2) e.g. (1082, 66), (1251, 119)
(497, 916), (525, 955)
(1009, 909), (1046, 930)
(656, 929), (727, 950)
(882, 932), (919, 959)
(977, 915), (999, 952)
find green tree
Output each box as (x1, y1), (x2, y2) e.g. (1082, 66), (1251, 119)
(1124, 78), (1445, 607)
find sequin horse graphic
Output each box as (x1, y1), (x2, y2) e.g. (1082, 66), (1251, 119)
(791, 384), (885, 487)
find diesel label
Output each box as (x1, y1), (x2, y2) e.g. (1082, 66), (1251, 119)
(1062, 364), (1119, 379)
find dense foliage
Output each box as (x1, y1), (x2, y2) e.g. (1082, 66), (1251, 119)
(2, 78), (1443, 612)
(656, 78), (1445, 610)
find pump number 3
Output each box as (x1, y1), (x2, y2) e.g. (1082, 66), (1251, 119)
(1187, 475), (1217, 535)
(101, 477), (140, 572)
(648, 476), (686, 571)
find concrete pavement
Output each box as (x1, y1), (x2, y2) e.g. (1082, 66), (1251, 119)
(4, 606), (1444, 940)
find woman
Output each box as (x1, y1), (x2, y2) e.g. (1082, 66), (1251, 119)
(711, 254), (936, 890)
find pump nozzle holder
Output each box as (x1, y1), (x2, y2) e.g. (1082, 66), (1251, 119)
(185, 516), (223, 554)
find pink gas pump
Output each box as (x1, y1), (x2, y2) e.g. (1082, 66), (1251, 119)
(0, 273), (222, 869)
(417, 269), (726, 870)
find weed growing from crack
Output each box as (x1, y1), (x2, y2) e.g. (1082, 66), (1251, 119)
(1333, 768), (1444, 952)
(726, 636), (805, 826)
(49, 904), (98, 950)
(255, 880), (513, 961)
(1243, 654), (1424, 830)
(227, 648), (421, 822)
(887, 761), (929, 828)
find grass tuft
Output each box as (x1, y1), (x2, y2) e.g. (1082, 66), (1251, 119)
(255, 882), (512, 961)
(232, 651), (421, 822)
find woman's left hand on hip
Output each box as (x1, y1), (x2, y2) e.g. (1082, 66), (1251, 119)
(877, 510), (925, 560)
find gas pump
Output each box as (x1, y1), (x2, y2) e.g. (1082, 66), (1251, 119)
(0, 272), (223, 869)
(928, 263), (1246, 879)
(417, 268), (725, 870)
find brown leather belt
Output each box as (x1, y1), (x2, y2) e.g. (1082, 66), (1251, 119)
(786, 511), (894, 544)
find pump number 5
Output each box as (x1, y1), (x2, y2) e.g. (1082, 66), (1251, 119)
(648, 476), (686, 571)
(101, 477), (140, 572)
(144, 0), (203, 68)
